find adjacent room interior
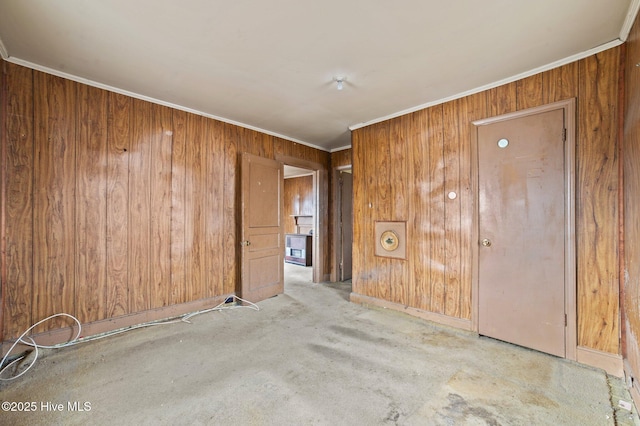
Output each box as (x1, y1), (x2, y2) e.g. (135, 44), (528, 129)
(2, 1), (640, 423)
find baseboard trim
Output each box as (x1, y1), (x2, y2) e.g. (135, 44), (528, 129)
(2, 294), (232, 355)
(576, 346), (624, 377)
(350, 292), (473, 331)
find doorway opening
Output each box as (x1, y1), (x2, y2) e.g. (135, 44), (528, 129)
(333, 166), (353, 282)
(283, 164), (316, 286)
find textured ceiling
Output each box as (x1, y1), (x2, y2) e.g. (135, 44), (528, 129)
(0, 0), (637, 151)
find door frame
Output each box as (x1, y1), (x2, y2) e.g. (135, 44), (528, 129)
(332, 166), (353, 282)
(276, 154), (328, 283)
(470, 98), (577, 361)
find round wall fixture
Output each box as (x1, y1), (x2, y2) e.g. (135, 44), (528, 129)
(497, 138), (509, 148)
(380, 230), (400, 251)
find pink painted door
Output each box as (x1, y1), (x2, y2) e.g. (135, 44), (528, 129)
(240, 153), (284, 302)
(477, 107), (566, 357)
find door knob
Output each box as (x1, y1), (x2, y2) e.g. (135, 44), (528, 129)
(481, 238), (491, 247)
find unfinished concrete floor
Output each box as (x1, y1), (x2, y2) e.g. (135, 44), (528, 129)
(1, 263), (638, 425)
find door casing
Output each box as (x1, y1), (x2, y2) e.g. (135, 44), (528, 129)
(470, 98), (577, 361)
(277, 154), (327, 283)
(338, 169), (353, 281)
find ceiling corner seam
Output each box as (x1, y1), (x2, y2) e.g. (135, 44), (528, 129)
(620, 0), (640, 42)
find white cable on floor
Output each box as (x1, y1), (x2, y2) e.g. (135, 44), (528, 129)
(0, 295), (259, 381)
(0, 313), (81, 381)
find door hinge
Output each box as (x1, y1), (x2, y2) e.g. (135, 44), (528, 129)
(562, 128), (567, 142)
(564, 314), (567, 326)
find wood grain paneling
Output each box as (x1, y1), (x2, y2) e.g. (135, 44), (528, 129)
(351, 132), (365, 295)
(106, 92), (130, 318)
(76, 84), (108, 323)
(150, 104), (173, 307)
(3, 62), (34, 339)
(330, 149), (352, 169)
(407, 110), (429, 311)
(128, 99), (152, 314)
(33, 73), (77, 332)
(0, 61), (330, 342)
(184, 113), (206, 302)
(443, 100), (461, 318)
(487, 82), (517, 116)
(427, 105), (446, 315)
(352, 46), (622, 356)
(170, 110), (187, 305)
(457, 93), (487, 320)
(577, 48), (620, 354)
(516, 74), (544, 110)
(389, 116), (408, 305)
(223, 123), (239, 295)
(284, 175), (314, 234)
(374, 123), (391, 302)
(624, 9), (640, 397)
(205, 119), (225, 298)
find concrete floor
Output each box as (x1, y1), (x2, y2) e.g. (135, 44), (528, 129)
(1, 263), (638, 425)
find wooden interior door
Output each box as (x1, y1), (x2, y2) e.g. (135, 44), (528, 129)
(476, 107), (568, 358)
(240, 153), (284, 302)
(339, 170), (353, 281)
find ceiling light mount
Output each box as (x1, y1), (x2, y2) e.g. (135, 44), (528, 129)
(333, 76), (346, 90)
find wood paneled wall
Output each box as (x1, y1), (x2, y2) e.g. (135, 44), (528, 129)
(330, 148), (352, 169)
(0, 60), (330, 341)
(352, 46), (622, 355)
(284, 175), (314, 234)
(624, 12), (640, 403)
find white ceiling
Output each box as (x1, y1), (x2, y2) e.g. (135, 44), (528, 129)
(0, 1), (637, 152)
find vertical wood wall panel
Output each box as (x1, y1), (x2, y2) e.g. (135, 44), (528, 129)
(128, 99), (152, 314)
(184, 114), (206, 301)
(516, 74), (544, 110)
(623, 10), (640, 399)
(375, 124), (391, 302)
(457, 92), (487, 320)
(76, 84), (108, 323)
(223, 123), (238, 295)
(33, 73), (77, 332)
(428, 105), (446, 314)
(442, 101), (461, 318)
(170, 110), (187, 305)
(351, 47), (622, 355)
(149, 104), (173, 308)
(284, 176), (314, 234)
(351, 132), (365, 295)
(487, 82), (517, 116)
(206, 119), (225, 298)
(408, 111), (430, 311)
(577, 49), (620, 353)
(543, 61), (579, 104)
(106, 92), (130, 318)
(389, 116), (408, 304)
(3, 62), (34, 339)
(330, 149), (352, 169)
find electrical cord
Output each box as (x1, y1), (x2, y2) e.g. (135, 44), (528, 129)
(0, 295), (259, 381)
